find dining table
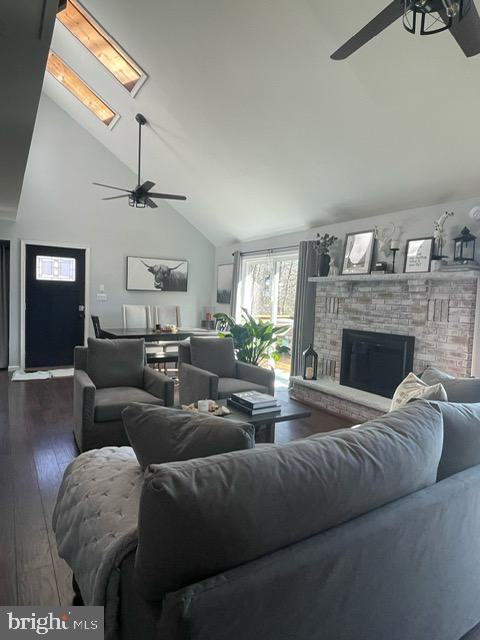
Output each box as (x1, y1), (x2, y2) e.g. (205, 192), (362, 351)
(100, 327), (218, 342)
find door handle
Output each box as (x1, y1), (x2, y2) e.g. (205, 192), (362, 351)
(79, 304), (85, 320)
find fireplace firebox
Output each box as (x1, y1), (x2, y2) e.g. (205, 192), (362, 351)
(340, 329), (415, 398)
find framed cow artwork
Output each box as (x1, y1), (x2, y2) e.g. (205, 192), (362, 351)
(126, 256), (188, 291)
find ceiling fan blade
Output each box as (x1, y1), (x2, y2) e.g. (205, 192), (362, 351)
(441, 2), (480, 57)
(141, 180), (155, 192)
(148, 192), (187, 201)
(102, 194), (130, 201)
(331, 1), (404, 60)
(145, 198), (158, 208)
(93, 182), (131, 192)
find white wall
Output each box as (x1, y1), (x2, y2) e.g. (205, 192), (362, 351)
(0, 94), (215, 367)
(215, 197), (480, 313)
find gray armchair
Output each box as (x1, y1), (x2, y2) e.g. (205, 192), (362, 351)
(178, 337), (275, 406)
(74, 338), (174, 452)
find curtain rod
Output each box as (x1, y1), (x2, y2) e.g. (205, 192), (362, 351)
(233, 244), (299, 257)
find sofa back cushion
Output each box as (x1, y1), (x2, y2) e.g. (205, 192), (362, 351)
(189, 337), (236, 378)
(422, 368), (480, 403)
(433, 402), (480, 481)
(122, 403), (255, 470)
(87, 338), (144, 389)
(135, 400), (443, 601)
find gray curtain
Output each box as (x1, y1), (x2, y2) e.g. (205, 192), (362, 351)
(290, 241), (318, 378)
(0, 242), (10, 370)
(230, 250), (242, 320)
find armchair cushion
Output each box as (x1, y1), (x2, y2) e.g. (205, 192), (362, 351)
(87, 338), (145, 389)
(94, 387), (164, 423)
(122, 404), (255, 470)
(218, 378), (269, 399)
(190, 337), (236, 378)
(236, 360), (275, 396)
(422, 367), (480, 403)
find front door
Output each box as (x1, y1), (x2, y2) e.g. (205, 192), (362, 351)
(25, 244), (86, 369)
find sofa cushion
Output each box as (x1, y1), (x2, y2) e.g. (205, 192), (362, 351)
(94, 387), (164, 422)
(217, 378), (268, 399)
(135, 400), (443, 600)
(421, 367), (455, 385)
(432, 402), (480, 481)
(122, 404), (255, 470)
(87, 338), (144, 389)
(422, 368), (480, 403)
(390, 372), (447, 411)
(190, 337), (236, 378)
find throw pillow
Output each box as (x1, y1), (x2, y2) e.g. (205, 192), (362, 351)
(390, 372), (447, 411)
(432, 401), (480, 481)
(421, 367), (455, 385)
(422, 367), (480, 403)
(122, 403), (255, 470)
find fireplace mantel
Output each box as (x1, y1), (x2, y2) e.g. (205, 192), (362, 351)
(309, 268), (480, 285)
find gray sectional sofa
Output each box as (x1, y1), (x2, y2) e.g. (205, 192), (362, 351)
(54, 396), (480, 640)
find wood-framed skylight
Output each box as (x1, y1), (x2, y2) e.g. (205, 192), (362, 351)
(56, 0), (147, 95)
(46, 52), (119, 127)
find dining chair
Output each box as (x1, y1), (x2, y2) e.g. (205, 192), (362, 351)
(122, 304), (150, 329)
(91, 315), (104, 338)
(147, 305), (182, 375)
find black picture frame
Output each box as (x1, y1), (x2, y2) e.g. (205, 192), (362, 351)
(341, 230), (376, 276)
(403, 237), (434, 274)
(126, 256), (189, 291)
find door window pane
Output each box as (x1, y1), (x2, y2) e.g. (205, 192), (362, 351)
(36, 256), (76, 282)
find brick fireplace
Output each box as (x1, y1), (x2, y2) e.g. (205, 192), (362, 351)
(290, 270), (480, 421)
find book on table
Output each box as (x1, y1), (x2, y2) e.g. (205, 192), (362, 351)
(230, 390), (279, 409)
(227, 398), (282, 416)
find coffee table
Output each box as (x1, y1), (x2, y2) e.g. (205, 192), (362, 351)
(218, 398), (312, 443)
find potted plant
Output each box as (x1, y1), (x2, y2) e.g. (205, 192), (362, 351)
(314, 233), (338, 277)
(213, 309), (290, 366)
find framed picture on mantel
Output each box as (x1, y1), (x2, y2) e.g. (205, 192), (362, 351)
(341, 230), (375, 275)
(404, 237), (434, 274)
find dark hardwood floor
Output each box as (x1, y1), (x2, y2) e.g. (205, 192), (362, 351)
(1, 371), (480, 639)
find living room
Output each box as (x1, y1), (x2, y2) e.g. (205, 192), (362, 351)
(2, 0), (480, 638)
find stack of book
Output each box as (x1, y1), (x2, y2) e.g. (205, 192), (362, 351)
(228, 391), (281, 416)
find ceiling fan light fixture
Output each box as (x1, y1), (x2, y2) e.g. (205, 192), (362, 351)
(403, 0), (452, 34)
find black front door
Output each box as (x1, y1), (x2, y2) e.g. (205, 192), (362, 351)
(25, 244), (86, 369)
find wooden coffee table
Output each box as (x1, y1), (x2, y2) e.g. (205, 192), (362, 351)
(218, 398), (312, 443)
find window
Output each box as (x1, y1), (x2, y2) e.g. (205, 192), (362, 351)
(240, 250), (298, 380)
(36, 256), (76, 282)
(46, 52), (118, 127)
(57, 0), (146, 94)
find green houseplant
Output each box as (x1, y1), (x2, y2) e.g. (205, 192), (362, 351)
(214, 309), (290, 366)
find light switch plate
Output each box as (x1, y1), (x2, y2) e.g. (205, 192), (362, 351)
(96, 293), (107, 301)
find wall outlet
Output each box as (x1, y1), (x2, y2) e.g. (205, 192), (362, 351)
(96, 293), (107, 301)
(99, 284), (105, 293)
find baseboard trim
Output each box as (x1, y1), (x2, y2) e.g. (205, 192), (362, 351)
(8, 365), (19, 372)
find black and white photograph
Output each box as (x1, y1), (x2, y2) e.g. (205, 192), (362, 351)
(341, 230), (375, 275)
(126, 256), (188, 291)
(216, 263), (233, 303)
(404, 237), (434, 273)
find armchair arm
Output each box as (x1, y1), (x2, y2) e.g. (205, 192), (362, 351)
(143, 366), (175, 407)
(236, 361), (275, 396)
(73, 370), (96, 450)
(179, 363), (219, 405)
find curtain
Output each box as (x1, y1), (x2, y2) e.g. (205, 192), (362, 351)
(230, 250), (242, 321)
(0, 242), (10, 370)
(290, 241), (318, 378)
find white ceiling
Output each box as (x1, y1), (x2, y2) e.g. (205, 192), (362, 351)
(43, 0), (480, 246)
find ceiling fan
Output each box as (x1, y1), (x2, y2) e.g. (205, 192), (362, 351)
(331, 0), (480, 60)
(93, 113), (187, 209)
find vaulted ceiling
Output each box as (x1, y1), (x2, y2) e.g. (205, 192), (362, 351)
(43, 0), (480, 246)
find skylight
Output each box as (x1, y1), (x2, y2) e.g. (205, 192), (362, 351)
(57, 0), (146, 95)
(46, 52), (118, 127)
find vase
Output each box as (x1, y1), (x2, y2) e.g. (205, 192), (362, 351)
(318, 253), (331, 277)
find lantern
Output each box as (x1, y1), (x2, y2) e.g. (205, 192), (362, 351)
(454, 227), (477, 263)
(302, 344), (318, 381)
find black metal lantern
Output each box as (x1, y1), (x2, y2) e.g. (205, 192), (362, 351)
(454, 227), (477, 263)
(403, 0), (472, 36)
(302, 344), (318, 381)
